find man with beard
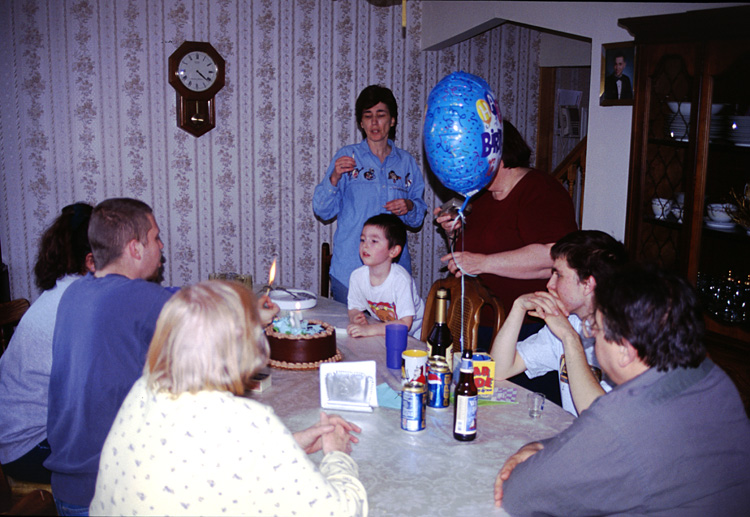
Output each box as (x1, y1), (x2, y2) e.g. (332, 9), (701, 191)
(45, 198), (175, 516)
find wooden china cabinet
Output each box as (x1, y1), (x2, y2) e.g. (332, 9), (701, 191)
(621, 6), (750, 410)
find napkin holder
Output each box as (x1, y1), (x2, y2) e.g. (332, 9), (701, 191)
(320, 361), (378, 413)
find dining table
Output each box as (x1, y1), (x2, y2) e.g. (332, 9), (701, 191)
(254, 295), (574, 517)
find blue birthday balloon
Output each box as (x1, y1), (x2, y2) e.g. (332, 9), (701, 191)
(423, 71), (503, 197)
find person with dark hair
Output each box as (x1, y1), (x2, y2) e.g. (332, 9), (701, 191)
(436, 120), (578, 319)
(347, 213), (424, 338)
(495, 264), (750, 515)
(602, 51), (633, 100)
(490, 230), (628, 416)
(0, 203), (95, 483)
(44, 198), (176, 516)
(314, 84), (427, 304)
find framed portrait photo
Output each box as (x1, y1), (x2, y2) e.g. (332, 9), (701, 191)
(600, 42), (635, 106)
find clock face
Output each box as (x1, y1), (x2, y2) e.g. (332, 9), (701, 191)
(177, 51), (218, 92)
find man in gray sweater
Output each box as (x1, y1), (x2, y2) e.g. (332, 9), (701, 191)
(495, 263), (750, 516)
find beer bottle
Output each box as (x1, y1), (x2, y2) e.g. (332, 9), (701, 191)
(453, 350), (478, 441)
(427, 288), (452, 364)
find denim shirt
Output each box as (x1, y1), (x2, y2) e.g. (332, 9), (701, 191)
(313, 139), (427, 287)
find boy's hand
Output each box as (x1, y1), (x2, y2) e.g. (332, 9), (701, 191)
(350, 311), (367, 326)
(347, 322), (377, 338)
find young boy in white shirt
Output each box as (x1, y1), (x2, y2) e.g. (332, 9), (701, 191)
(491, 230), (628, 416)
(347, 214), (424, 338)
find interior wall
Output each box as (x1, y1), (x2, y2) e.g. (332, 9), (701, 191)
(0, 0), (542, 302)
(539, 33), (589, 68)
(423, 1), (742, 240)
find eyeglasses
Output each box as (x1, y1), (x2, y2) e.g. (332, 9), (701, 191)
(582, 316), (601, 339)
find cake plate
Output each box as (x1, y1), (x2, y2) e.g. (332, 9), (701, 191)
(267, 288), (318, 310)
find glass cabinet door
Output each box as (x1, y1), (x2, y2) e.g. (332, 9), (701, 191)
(696, 40), (750, 336)
(635, 44), (698, 270)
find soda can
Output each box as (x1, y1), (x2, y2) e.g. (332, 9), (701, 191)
(401, 381), (426, 432)
(427, 358), (452, 409)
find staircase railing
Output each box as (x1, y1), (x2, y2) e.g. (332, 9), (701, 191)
(552, 136), (587, 228)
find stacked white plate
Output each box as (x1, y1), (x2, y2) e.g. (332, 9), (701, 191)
(709, 116), (728, 141)
(728, 116), (750, 147)
(667, 115), (727, 142)
(668, 115), (689, 142)
(666, 103), (726, 142)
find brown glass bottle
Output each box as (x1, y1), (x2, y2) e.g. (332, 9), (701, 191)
(453, 351), (478, 441)
(427, 288), (452, 364)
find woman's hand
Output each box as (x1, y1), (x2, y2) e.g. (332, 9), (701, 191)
(440, 250), (486, 277)
(293, 412), (361, 455)
(385, 198), (413, 217)
(321, 413), (362, 455)
(330, 156), (356, 186)
(257, 295), (280, 326)
(433, 206), (462, 236)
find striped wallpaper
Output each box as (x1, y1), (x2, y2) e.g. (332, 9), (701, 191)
(0, 0), (540, 302)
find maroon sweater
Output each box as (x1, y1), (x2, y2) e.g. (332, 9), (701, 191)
(458, 169), (577, 314)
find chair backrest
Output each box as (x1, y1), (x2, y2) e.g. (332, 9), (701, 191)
(0, 298), (30, 354)
(320, 242), (332, 298)
(0, 463), (56, 515)
(0, 462), (11, 513)
(420, 276), (505, 354)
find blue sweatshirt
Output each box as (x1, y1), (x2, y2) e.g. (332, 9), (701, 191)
(45, 273), (173, 506)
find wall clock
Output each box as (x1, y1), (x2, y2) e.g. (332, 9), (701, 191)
(168, 41), (225, 137)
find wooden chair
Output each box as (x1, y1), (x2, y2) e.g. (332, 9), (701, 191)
(0, 299), (30, 355)
(421, 276), (505, 354)
(0, 464), (56, 515)
(320, 242), (332, 298)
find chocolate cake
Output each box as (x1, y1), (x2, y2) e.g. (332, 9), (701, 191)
(265, 318), (337, 365)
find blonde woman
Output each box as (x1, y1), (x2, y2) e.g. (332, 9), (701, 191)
(90, 281), (367, 516)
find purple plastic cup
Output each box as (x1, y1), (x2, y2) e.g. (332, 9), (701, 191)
(385, 323), (408, 369)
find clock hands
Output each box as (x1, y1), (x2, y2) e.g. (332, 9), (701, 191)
(196, 70), (210, 81)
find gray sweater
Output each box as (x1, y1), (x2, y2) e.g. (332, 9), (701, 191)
(0, 275), (79, 463)
(503, 360), (750, 516)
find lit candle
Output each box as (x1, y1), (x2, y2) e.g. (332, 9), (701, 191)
(266, 257), (277, 295)
(291, 301), (302, 329)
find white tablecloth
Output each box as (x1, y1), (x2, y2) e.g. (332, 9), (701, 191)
(254, 296), (574, 516)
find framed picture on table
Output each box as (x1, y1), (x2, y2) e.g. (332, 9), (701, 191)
(600, 42), (635, 106)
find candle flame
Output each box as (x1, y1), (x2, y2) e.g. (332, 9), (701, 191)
(268, 258), (277, 286)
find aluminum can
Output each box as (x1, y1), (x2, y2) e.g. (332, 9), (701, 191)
(427, 357), (452, 409)
(401, 381), (426, 432)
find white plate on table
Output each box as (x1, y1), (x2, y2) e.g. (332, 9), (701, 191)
(268, 289), (317, 310)
(704, 219), (736, 231)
